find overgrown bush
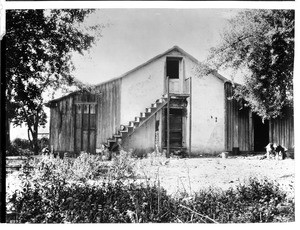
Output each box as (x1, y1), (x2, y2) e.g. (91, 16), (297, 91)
(12, 138), (31, 150)
(109, 151), (136, 180)
(146, 151), (168, 166)
(6, 137), (49, 156)
(38, 137), (49, 150)
(7, 171), (294, 223)
(31, 153), (110, 182)
(6, 138), (33, 156)
(6, 150), (294, 223)
(182, 178), (294, 223)
(20, 151), (135, 183)
(7, 174), (177, 223)
(131, 148), (151, 158)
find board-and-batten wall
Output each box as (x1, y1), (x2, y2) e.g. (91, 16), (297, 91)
(49, 92), (97, 152)
(224, 82), (252, 152)
(49, 79), (121, 153)
(269, 109), (294, 150)
(49, 96), (75, 152)
(95, 79), (122, 149)
(225, 82), (294, 152)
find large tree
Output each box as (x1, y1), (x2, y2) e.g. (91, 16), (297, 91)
(200, 9), (294, 121)
(6, 9), (102, 153)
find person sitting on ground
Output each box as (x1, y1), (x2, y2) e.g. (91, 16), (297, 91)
(111, 138), (123, 158)
(41, 146), (50, 155)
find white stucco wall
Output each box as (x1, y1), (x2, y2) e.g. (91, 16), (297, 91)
(120, 50), (184, 125)
(120, 49), (225, 154)
(187, 73), (225, 154)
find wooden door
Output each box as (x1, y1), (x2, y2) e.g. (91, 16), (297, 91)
(165, 108), (183, 148)
(75, 103), (97, 153)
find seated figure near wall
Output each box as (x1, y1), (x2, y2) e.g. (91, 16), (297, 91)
(111, 138), (123, 158)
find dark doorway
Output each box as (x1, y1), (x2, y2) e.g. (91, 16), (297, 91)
(164, 108), (183, 148)
(75, 103), (97, 154)
(167, 59), (179, 79)
(253, 114), (269, 151)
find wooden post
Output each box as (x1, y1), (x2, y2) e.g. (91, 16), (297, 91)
(189, 77), (192, 158)
(0, 37), (6, 223)
(249, 111), (254, 151)
(233, 100), (239, 154)
(81, 104), (84, 152)
(73, 103), (77, 153)
(167, 76), (170, 158)
(87, 104), (91, 153)
(269, 119), (272, 144)
(95, 104), (98, 154)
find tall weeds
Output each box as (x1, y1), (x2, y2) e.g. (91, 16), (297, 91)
(6, 152), (295, 223)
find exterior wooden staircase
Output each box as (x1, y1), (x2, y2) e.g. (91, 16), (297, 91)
(106, 94), (169, 150)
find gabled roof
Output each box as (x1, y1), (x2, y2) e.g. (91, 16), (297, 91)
(46, 46), (230, 105)
(45, 91), (79, 107)
(96, 45), (230, 86)
(45, 90), (96, 107)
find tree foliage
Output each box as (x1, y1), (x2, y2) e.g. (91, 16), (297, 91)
(201, 9), (294, 120)
(6, 9), (102, 152)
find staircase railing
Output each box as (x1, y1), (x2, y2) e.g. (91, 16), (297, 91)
(125, 97), (169, 139)
(124, 76), (171, 157)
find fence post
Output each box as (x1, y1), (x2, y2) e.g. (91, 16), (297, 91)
(189, 77), (192, 158)
(167, 76), (170, 158)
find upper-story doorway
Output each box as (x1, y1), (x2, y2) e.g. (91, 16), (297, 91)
(166, 57), (183, 94)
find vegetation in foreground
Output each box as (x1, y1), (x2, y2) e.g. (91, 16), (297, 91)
(6, 153), (295, 223)
(6, 137), (49, 156)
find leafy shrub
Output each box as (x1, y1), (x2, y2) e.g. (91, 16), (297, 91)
(19, 151), (136, 183)
(146, 151), (168, 166)
(38, 137), (49, 151)
(12, 138), (31, 150)
(6, 137), (49, 156)
(109, 151), (136, 180)
(182, 178), (295, 223)
(7, 173), (294, 223)
(6, 138), (34, 156)
(131, 148), (151, 158)
(32, 153), (108, 182)
(70, 152), (106, 182)
(7, 174), (176, 223)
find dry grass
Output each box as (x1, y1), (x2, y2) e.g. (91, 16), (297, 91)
(135, 155), (295, 197)
(6, 152), (295, 223)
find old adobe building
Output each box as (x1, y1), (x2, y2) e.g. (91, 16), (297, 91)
(46, 46), (294, 156)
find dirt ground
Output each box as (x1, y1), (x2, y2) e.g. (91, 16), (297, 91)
(135, 155), (295, 197)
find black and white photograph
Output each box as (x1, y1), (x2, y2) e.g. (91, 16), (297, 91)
(0, 1), (297, 225)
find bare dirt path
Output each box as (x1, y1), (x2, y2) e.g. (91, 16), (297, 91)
(136, 156), (295, 196)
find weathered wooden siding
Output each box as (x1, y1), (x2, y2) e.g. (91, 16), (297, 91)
(49, 83), (121, 153)
(49, 96), (75, 152)
(269, 109), (294, 150)
(49, 92), (97, 153)
(224, 82), (252, 152)
(73, 93), (97, 154)
(238, 108), (252, 151)
(225, 82), (294, 152)
(95, 79), (122, 148)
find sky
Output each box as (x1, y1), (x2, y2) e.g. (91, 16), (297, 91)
(10, 8), (240, 140)
(71, 8), (238, 85)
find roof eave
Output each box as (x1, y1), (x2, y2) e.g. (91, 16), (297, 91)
(95, 45), (202, 87)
